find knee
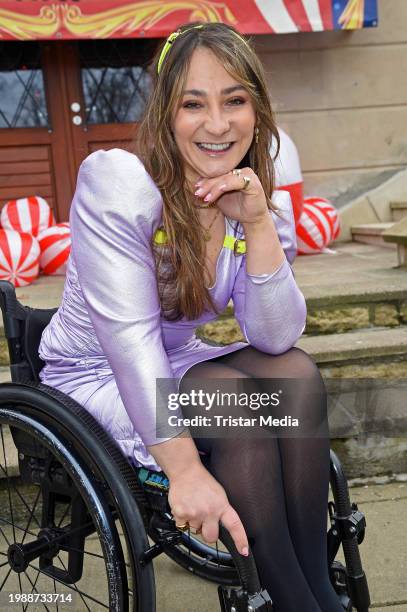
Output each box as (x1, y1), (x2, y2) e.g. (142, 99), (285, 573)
(286, 347), (325, 390)
(248, 345), (323, 383)
(286, 347), (321, 376)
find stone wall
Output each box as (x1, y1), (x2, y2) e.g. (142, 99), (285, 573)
(253, 0), (407, 204)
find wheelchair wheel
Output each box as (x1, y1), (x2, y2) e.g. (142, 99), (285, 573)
(0, 381), (156, 611)
(0, 410), (128, 610)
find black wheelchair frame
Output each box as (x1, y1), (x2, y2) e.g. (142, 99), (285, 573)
(0, 279), (371, 611)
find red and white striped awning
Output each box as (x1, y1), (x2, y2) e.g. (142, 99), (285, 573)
(0, 0), (378, 41)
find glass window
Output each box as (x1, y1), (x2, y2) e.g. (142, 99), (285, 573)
(79, 39), (158, 125)
(0, 42), (49, 129)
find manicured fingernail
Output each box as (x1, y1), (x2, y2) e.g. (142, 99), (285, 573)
(195, 188), (203, 196)
(204, 193), (212, 202)
(219, 184), (227, 191)
(195, 180), (202, 187)
(241, 547), (249, 556)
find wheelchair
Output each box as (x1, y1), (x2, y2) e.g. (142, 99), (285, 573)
(0, 279), (371, 611)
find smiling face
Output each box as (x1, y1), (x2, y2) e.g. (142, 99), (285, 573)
(171, 47), (257, 190)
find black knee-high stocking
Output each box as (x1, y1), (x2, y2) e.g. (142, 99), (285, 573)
(179, 348), (343, 612)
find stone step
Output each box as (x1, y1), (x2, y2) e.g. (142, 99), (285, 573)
(223, 287), (407, 335)
(390, 200), (407, 222)
(382, 216), (407, 267)
(351, 222), (396, 248)
(297, 325), (407, 367)
(294, 241), (407, 333)
(198, 320), (407, 372)
(219, 243), (407, 335)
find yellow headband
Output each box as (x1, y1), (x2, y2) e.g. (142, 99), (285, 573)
(157, 24), (249, 75)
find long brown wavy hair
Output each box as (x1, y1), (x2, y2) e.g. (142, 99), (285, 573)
(133, 21), (280, 322)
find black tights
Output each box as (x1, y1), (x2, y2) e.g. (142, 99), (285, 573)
(179, 346), (343, 612)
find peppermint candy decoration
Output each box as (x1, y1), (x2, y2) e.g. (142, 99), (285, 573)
(296, 197), (340, 255)
(38, 223), (71, 275)
(0, 196), (55, 237)
(0, 229), (40, 287)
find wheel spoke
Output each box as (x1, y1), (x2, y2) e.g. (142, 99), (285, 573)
(0, 566), (12, 592)
(20, 487), (41, 547)
(17, 572), (23, 608)
(23, 570), (51, 612)
(60, 542), (104, 561)
(28, 563), (108, 610)
(0, 427), (18, 544)
(25, 565), (41, 600)
(0, 463), (42, 531)
(55, 554), (92, 611)
(0, 516), (37, 540)
(0, 523), (11, 546)
(57, 500), (71, 529)
(53, 576), (59, 612)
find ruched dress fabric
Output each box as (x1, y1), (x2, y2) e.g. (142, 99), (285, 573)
(38, 149), (307, 471)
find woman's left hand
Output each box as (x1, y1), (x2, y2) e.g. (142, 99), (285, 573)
(194, 167), (269, 226)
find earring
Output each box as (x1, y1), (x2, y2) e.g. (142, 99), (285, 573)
(255, 126), (259, 144)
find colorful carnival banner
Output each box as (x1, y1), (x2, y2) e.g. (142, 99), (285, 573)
(0, 0), (378, 41)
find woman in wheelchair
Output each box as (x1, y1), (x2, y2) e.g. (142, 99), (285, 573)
(34, 22), (344, 612)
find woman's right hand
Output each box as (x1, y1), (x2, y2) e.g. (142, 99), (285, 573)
(168, 462), (249, 556)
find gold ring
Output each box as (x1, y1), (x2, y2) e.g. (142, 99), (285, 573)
(232, 169), (242, 176)
(176, 522), (189, 532)
(242, 176), (251, 190)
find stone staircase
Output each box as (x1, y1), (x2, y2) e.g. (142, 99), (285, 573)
(197, 241), (407, 478)
(351, 222), (395, 248)
(351, 200), (407, 249)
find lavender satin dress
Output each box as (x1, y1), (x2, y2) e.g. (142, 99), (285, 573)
(38, 149), (306, 471)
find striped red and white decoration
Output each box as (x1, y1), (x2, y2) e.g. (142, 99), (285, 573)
(0, 229), (40, 286)
(38, 223), (71, 275)
(296, 197), (340, 255)
(272, 127), (304, 226)
(254, 0), (334, 33)
(0, 196), (55, 237)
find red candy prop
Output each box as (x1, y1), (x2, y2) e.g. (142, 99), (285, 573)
(38, 223), (71, 275)
(296, 197), (340, 255)
(1, 196), (55, 237)
(0, 229), (40, 286)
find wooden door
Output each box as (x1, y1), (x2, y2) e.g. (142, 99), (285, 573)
(49, 38), (159, 219)
(0, 38), (159, 221)
(0, 41), (69, 221)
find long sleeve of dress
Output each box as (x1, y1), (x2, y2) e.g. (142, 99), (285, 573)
(231, 189), (307, 355)
(69, 148), (186, 446)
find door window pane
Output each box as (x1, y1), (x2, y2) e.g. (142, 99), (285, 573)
(79, 39), (158, 125)
(0, 42), (49, 129)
